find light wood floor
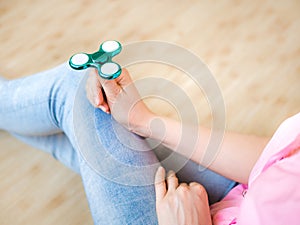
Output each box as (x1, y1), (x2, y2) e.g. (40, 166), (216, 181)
(0, 0), (299, 224)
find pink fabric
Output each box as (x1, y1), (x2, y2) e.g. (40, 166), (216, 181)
(210, 113), (300, 225)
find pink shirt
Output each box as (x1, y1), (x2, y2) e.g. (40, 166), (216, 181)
(210, 113), (300, 225)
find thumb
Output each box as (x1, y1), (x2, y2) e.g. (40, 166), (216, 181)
(99, 68), (132, 103)
(100, 78), (122, 101)
(114, 68), (132, 87)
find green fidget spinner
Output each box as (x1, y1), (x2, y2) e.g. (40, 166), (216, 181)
(69, 40), (122, 80)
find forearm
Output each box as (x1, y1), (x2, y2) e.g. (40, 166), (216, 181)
(209, 129), (269, 183)
(136, 114), (270, 184)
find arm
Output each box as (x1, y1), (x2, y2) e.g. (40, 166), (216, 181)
(86, 69), (269, 184)
(140, 115), (269, 184)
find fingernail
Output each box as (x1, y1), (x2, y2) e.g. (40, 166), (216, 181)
(99, 105), (106, 112)
(167, 170), (175, 177)
(157, 166), (163, 172)
(156, 166), (165, 178)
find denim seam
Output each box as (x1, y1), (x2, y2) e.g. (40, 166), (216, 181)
(48, 97), (61, 128)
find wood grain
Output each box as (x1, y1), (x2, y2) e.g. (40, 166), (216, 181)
(0, 0), (299, 224)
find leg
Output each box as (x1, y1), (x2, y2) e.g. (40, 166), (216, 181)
(0, 64), (76, 135)
(0, 64), (81, 172)
(73, 76), (159, 223)
(12, 132), (80, 173)
(154, 145), (237, 204)
(0, 64), (159, 224)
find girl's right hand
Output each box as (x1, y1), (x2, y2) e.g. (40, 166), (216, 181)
(85, 68), (155, 137)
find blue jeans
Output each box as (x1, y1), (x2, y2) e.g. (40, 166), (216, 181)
(0, 63), (236, 224)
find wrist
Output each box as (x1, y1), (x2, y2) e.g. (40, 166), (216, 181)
(130, 110), (156, 138)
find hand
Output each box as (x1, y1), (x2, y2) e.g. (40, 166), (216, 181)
(85, 68), (155, 137)
(155, 167), (212, 225)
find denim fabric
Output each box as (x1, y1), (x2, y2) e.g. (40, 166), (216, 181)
(0, 63), (236, 224)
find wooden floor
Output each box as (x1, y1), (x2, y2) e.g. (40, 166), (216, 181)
(0, 0), (299, 224)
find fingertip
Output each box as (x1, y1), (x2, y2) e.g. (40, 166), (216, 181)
(155, 166), (167, 200)
(155, 166), (165, 183)
(88, 68), (98, 77)
(115, 68), (132, 85)
(121, 68), (129, 76)
(159, 166), (165, 174)
(97, 103), (111, 114)
(167, 170), (175, 177)
(157, 165), (164, 171)
(102, 102), (110, 112)
(157, 166), (165, 175)
(98, 105), (106, 112)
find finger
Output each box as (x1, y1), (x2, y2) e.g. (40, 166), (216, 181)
(99, 76), (122, 98)
(86, 83), (99, 108)
(86, 69), (103, 106)
(189, 182), (202, 187)
(114, 68), (132, 87)
(177, 183), (189, 192)
(101, 101), (110, 113)
(99, 68), (134, 101)
(92, 82), (103, 106)
(87, 69), (111, 112)
(89, 71), (104, 105)
(189, 182), (206, 196)
(95, 88), (110, 113)
(87, 79), (107, 110)
(155, 166), (167, 201)
(166, 170), (179, 191)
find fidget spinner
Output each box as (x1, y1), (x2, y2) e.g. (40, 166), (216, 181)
(69, 40), (122, 80)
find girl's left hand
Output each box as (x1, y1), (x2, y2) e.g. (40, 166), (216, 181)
(155, 166), (212, 225)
